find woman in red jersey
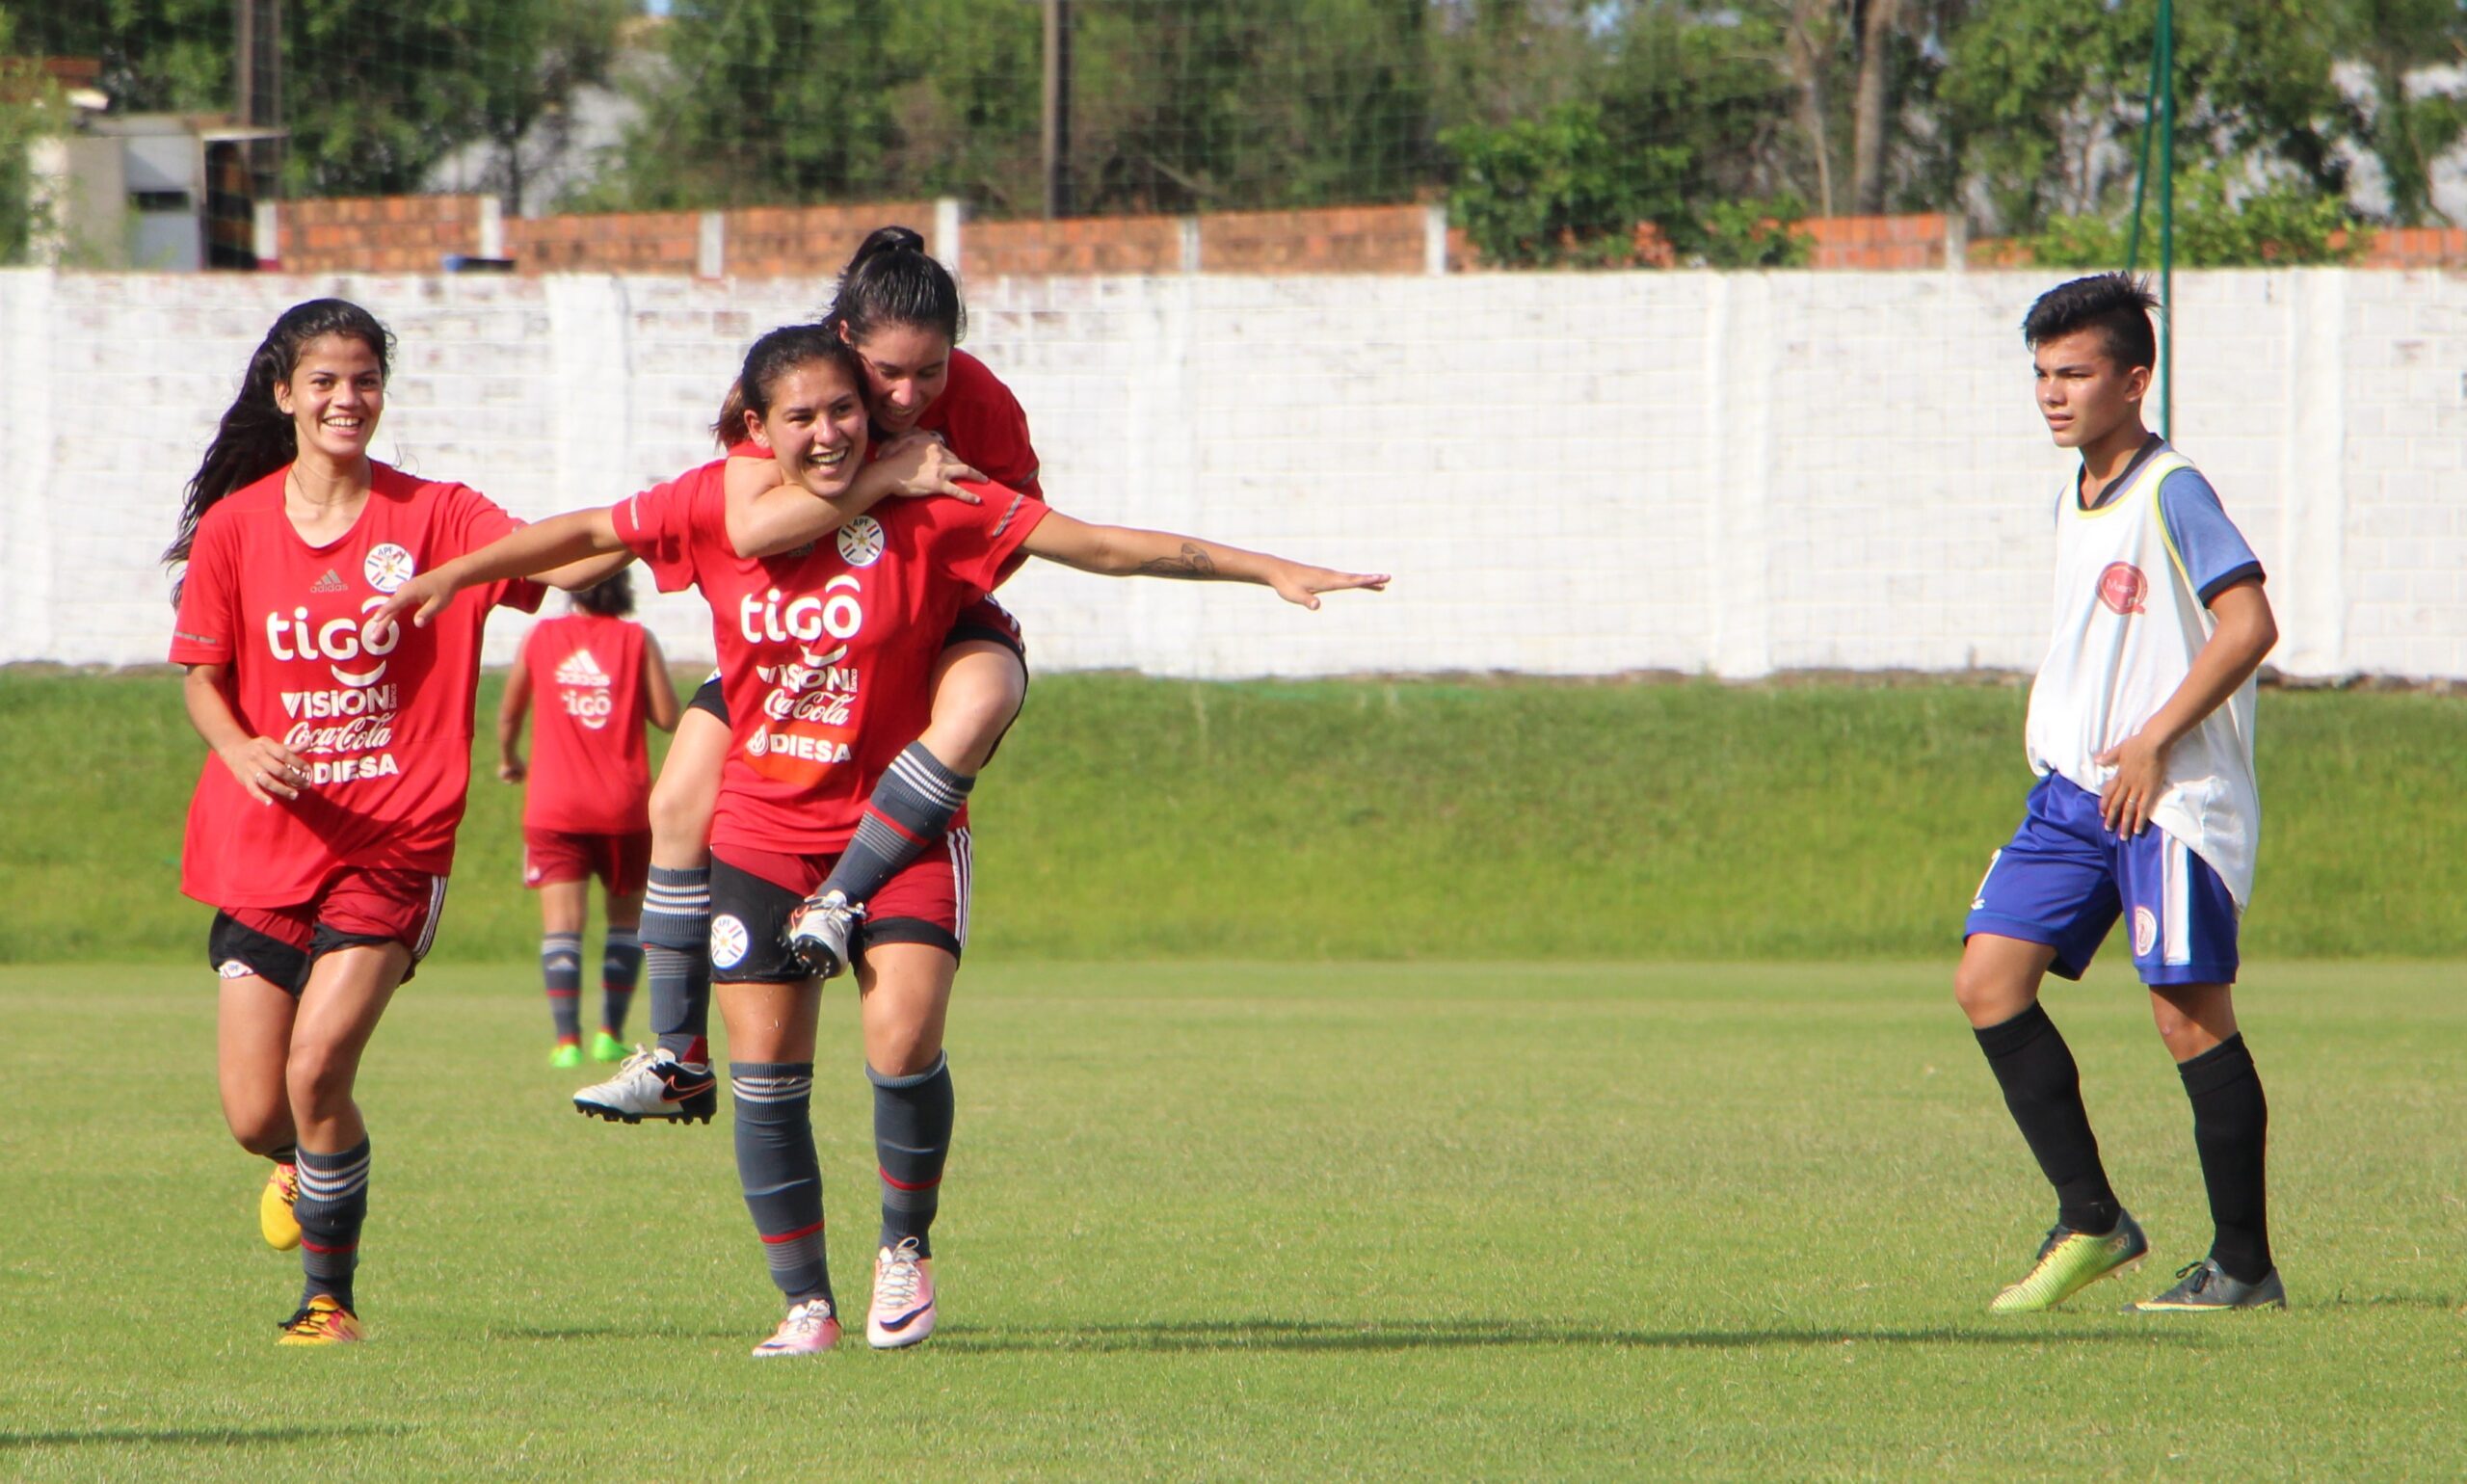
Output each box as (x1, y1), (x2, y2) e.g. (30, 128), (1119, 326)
(498, 569), (681, 1068)
(572, 225), (1084, 1130)
(167, 298), (616, 1344)
(378, 324), (1382, 1359)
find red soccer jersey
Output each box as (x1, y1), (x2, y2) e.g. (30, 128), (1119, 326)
(610, 458), (1047, 855)
(517, 611), (652, 835)
(171, 463), (543, 908)
(918, 350), (1042, 498)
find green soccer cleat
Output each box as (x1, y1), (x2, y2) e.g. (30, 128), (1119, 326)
(2130, 1258), (2287, 1312)
(549, 1041), (583, 1070)
(590, 1030), (629, 1064)
(1988, 1211), (2148, 1313)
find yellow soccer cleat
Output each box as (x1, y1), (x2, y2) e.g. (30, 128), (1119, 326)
(260, 1161), (302, 1252)
(1990, 1211), (2148, 1313)
(275, 1294), (362, 1345)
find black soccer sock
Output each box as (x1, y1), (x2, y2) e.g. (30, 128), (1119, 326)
(641, 865), (711, 1066)
(599, 927), (642, 1038)
(731, 1062), (833, 1308)
(295, 1138), (371, 1312)
(541, 932), (584, 1041)
(269, 1143), (297, 1166)
(869, 1052), (955, 1259)
(1974, 1002), (2123, 1234)
(819, 744), (973, 907)
(2178, 1033), (2271, 1283)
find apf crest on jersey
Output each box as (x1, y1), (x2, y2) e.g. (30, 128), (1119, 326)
(836, 516), (886, 568)
(363, 543), (416, 594)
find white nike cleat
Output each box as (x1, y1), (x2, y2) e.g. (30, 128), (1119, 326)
(867, 1237), (937, 1349)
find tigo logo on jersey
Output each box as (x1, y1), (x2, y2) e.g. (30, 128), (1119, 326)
(364, 543), (416, 594)
(2132, 906), (2159, 958)
(554, 648), (617, 729)
(836, 516), (886, 568)
(2097, 562), (2147, 616)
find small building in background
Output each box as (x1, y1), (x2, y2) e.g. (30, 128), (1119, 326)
(22, 57), (280, 271)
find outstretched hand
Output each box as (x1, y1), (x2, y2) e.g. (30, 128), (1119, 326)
(371, 568), (462, 632)
(1268, 563), (1391, 611)
(875, 432), (983, 503)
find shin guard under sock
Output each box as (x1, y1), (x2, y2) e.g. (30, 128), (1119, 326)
(868, 1052), (955, 1258)
(731, 1062), (831, 1307)
(2178, 1033), (2272, 1283)
(1975, 1002), (2122, 1234)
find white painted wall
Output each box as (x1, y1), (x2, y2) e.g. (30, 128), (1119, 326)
(4, 266), (2460, 678)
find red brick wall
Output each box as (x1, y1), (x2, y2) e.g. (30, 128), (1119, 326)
(503, 210), (701, 275)
(725, 201), (938, 278)
(279, 196), (489, 275)
(966, 215), (1185, 277)
(2364, 226), (2467, 269)
(1802, 214), (1947, 270)
(1201, 205), (1427, 273)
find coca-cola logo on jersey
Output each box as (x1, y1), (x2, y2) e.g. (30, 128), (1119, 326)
(267, 594), (405, 776)
(740, 577), (866, 775)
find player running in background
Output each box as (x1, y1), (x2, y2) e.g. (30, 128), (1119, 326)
(1956, 273), (2285, 1315)
(167, 298), (612, 1344)
(376, 323), (1383, 1356)
(577, 225), (1043, 1126)
(498, 569), (681, 1068)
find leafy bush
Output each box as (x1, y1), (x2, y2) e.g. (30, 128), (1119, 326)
(2027, 167), (2362, 269)
(1443, 102), (1685, 268)
(1685, 196), (1813, 268)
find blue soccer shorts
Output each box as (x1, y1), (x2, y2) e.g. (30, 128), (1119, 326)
(1963, 772), (2241, 986)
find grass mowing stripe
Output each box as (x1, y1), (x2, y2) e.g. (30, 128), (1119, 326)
(4, 961), (2460, 1480)
(4, 671), (2464, 963)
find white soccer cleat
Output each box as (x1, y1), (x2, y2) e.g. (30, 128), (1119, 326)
(783, 889), (862, 980)
(571, 1046), (718, 1125)
(867, 1237), (937, 1349)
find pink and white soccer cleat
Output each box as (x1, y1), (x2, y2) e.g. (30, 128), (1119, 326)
(867, 1238), (937, 1349)
(751, 1298), (840, 1358)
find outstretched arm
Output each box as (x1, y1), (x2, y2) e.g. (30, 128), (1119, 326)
(1021, 512), (1388, 610)
(2092, 578), (2277, 835)
(376, 509), (627, 629)
(728, 435), (985, 559)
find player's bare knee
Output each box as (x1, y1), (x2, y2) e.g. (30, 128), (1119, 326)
(224, 1104), (294, 1155)
(283, 1043), (358, 1120)
(649, 777), (714, 846)
(1952, 958), (2029, 1024)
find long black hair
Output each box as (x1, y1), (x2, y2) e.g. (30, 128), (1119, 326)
(826, 225), (965, 347)
(570, 568), (635, 618)
(709, 225), (965, 442)
(167, 298), (395, 585)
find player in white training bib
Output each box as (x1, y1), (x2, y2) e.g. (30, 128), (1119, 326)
(1955, 274), (2288, 1315)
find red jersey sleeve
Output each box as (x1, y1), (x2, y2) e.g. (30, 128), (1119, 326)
(169, 509), (242, 667)
(927, 352), (1042, 497)
(925, 479), (1048, 593)
(610, 473), (706, 594)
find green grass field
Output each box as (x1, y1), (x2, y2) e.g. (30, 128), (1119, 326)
(5, 672), (2466, 963)
(4, 961), (2461, 1480)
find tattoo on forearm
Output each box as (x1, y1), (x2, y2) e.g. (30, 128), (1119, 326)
(1134, 543), (1220, 579)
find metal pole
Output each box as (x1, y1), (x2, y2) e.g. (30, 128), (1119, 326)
(1042, 0), (1073, 219)
(2157, 0), (2175, 437)
(2124, 33), (2162, 270)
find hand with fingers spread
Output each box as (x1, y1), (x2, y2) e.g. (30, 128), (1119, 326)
(2092, 730), (2171, 836)
(874, 432), (984, 504)
(219, 736), (311, 807)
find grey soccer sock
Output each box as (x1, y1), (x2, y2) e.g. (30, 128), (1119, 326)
(599, 927), (642, 1037)
(641, 865), (711, 1066)
(731, 1062), (832, 1307)
(2178, 1034), (2271, 1283)
(869, 1052), (955, 1258)
(541, 932), (583, 1041)
(820, 744), (972, 907)
(295, 1138), (372, 1312)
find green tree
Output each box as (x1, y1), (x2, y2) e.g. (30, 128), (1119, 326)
(597, 0), (908, 209)
(1940, 0), (2352, 235)
(4, 0), (229, 115)
(2347, 0), (2467, 226)
(0, 8), (64, 264)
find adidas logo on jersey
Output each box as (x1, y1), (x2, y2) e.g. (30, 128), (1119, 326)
(309, 568), (349, 595)
(554, 649), (612, 689)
